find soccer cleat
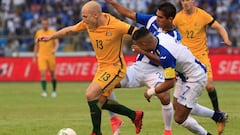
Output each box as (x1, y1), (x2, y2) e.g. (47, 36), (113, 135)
(216, 112), (228, 135)
(51, 92), (57, 98)
(110, 116), (123, 135)
(164, 130), (172, 135)
(132, 110), (144, 134)
(41, 92), (47, 97)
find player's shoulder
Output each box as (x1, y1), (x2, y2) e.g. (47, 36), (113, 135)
(175, 9), (184, 17)
(157, 32), (175, 41)
(104, 13), (118, 22)
(105, 13), (131, 30)
(49, 29), (57, 33)
(195, 7), (211, 17)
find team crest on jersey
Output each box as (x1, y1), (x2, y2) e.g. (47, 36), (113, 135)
(106, 31), (112, 36)
(194, 22), (200, 27)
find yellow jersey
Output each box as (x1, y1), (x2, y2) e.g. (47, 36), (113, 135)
(35, 29), (56, 57)
(73, 13), (135, 68)
(173, 7), (214, 56)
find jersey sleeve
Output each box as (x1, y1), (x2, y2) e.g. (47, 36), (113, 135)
(201, 10), (214, 26)
(72, 21), (87, 32)
(172, 13), (180, 27)
(116, 19), (136, 36)
(136, 13), (154, 26)
(158, 46), (176, 79)
(34, 30), (39, 40)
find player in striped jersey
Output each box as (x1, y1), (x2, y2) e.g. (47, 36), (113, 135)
(173, 1), (231, 134)
(106, 1), (180, 135)
(133, 27), (227, 135)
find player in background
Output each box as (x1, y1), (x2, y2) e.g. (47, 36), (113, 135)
(37, 1), (143, 135)
(33, 18), (59, 98)
(173, 0), (231, 134)
(105, 1), (181, 135)
(134, 27), (228, 135)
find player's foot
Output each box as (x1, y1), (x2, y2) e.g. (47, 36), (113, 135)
(41, 92), (47, 97)
(216, 112), (228, 135)
(110, 116), (123, 135)
(207, 132), (212, 135)
(164, 130), (172, 135)
(51, 92), (57, 98)
(132, 110), (143, 134)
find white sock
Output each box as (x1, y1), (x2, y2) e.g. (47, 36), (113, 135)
(161, 103), (173, 130)
(191, 104), (214, 118)
(181, 116), (208, 135)
(108, 91), (117, 118)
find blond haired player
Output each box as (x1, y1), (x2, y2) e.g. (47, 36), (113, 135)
(37, 1), (143, 135)
(33, 18), (59, 98)
(173, 0), (231, 134)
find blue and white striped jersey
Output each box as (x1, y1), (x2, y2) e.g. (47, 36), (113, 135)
(154, 32), (206, 82)
(135, 13), (181, 66)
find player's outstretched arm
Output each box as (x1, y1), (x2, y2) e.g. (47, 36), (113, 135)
(38, 26), (76, 42)
(52, 39), (59, 54)
(105, 0), (136, 20)
(211, 21), (232, 46)
(144, 79), (175, 102)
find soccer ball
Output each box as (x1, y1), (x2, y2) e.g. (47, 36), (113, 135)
(57, 128), (77, 135)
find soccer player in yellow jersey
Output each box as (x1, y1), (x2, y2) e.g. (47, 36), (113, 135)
(33, 18), (59, 98)
(173, 0), (231, 134)
(37, 1), (143, 135)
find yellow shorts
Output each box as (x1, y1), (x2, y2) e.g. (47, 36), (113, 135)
(93, 65), (126, 97)
(195, 53), (213, 79)
(38, 55), (56, 71)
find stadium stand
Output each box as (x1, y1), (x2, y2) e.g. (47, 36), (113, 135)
(0, 0), (239, 57)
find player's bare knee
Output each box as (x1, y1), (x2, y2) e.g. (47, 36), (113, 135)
(157, 92), (170, 105)
(205, 84), (214, 92)
(85, 90), (96, 101)
(174, 114), (186, 124)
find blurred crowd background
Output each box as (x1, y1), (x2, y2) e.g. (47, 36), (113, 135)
(0, 0), (240, 57)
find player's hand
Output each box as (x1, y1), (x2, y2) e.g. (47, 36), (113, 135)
(131, 45), (146, 54)
(144, 90), (152, 102)
(52, 49), (56, 54)
(37, 36), (51, 42)
(221, 40), (232, 46)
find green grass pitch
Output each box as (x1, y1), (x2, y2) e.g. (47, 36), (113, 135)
(0, 81), (239, 135)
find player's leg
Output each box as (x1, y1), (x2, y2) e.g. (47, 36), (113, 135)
(108, 92), (123, 135)
(174, 81), (211, 134)
(102, 98), (143, 134)
(40, 70), (47, 97)
(145, 68), (173, 135)
(48, 57), (57, 97)
(86, 82), (105, 135)
(206, 77), (220, 111)
(38, 57), (47, 97)
(199, 55), (220, 111)
(49, 70), (57, 97)
(90, 67), (143, 134)
(108, 65), (141, 135)
(174, 99), (210, 135)
(156, 92), (173, 135)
